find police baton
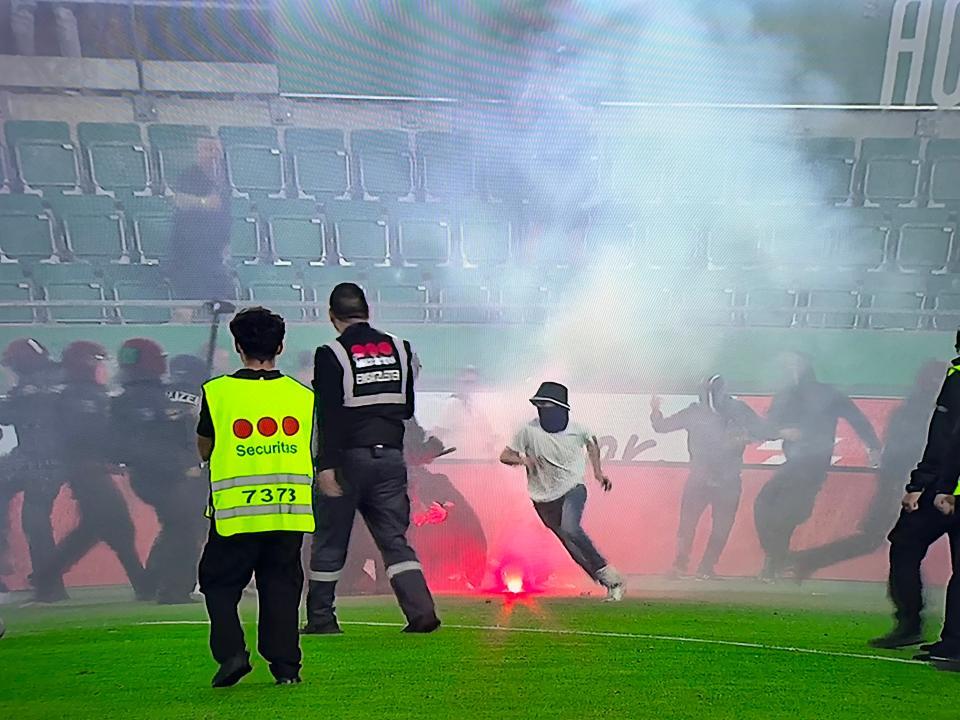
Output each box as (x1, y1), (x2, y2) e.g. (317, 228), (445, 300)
(203, 299), (236, 378)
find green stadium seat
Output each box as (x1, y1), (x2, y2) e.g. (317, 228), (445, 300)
(286, 129), (350, 199)
(934, 287), (960, 330)
(799, 137), (856, 204)
(826, 210), (889, 270)
(123, 196), (174, 263)
(892, 209), (954, 273)
(742, 288), (798, 328)
(439, 285), (490, 323)
(637, 213), (705, 268)
(498, 284), (548, 323)
(460, 203), (514, 267)
(147, 124), (211, 192)
(78, 123), (150, 196)
(231, 202), (263, 263)
(927, 140), (960, 207)
(0, 195), (57, 262)
(373, 283), (428, 323)
(236, 264), (308, 320)
(219, 126), (285, 197)
(0, 145), (10, 193)
(0, 280), (35, 323)
(707, 220), (765, 268)
(48, 195), (128, 262)
(860, 138), (922, 206)
(326, 201), (389, 265)
(417, 132), (473, 199)
(392, 203), (451, 266)
(260, 199), (324, 265)
(108, 265), (173, 323)
(4, 121), (80, 193)
(863, 274), (926, 330)
(805, 288), (860, 329)
(674, 286), (735, 326)
(32, 263), (106, 322)
(353, 130), (414, 198)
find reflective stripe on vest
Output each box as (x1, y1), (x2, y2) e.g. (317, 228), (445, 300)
(325, 333), (409, 408)
(203, 374), (316, 536)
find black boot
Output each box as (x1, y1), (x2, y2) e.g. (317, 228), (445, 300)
(391, 570), (440, 633)
(302, 580), (342, 634)
(211, 651), (252, 688)
(869, 624), (924, 649)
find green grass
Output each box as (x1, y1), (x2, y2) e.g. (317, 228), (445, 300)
(0, 582), (957, 719)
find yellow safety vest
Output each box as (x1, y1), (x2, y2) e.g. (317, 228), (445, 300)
(203, 374), (316, 536)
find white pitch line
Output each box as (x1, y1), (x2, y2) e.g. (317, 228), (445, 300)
(137, 620), (926, 666)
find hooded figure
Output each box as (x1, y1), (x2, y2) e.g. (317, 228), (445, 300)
(651, 374), (765, 578)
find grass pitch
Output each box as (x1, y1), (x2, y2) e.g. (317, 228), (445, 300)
(0, 580), (956, 720)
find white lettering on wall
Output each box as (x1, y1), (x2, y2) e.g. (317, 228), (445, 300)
(881, 0), (933, 105)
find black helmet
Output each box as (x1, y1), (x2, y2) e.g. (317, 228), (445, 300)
(170, 354), (207, 385)
(699, 374), (727, 413)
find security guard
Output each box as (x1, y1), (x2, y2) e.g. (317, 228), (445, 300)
(196, 306), (315, 688)
(304, 282), (440, 635)
(112, 339), (204, 604)
(0, 339), (63, 601)
(32, 341), (150, 600)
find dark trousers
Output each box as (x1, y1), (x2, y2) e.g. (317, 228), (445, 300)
(674, 475), (742, 574)
(36, 465), (148, 596)
(20, 464), (65, 598)
(754, 457), (831, 574)
(533, 484), (607, 580)
(886, 490), (960, 643)
(130, 470), (206, 602)
(789, 469), (903, 575)
(307, 447), (438, 629)
(198, 527), (304, 679)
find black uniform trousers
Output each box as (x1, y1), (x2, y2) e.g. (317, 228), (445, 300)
(754, 456), (832, 575)
(198, 527), (304, 680)
(130, 468), (206, 602)
(19, 461), (65, 598)
(307, 447), (438, 629)
(35, 464), (148, 597)
(887, 490), (960, 644)
(674, 473), (742, 575)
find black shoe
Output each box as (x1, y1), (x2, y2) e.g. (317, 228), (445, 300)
(917, 644), (960, 662)
(300, 621), (343, 635)
(211, 652), (252, 688)
(275, 676), (302, 686)
(920, 640), (959, 654)
(402, 617), (441, 634)
(868, 628), (924, 649)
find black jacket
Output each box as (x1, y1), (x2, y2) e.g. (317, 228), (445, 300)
(313, 322), (415, 471)
(0, 369), (61, 461)
(112, 379), (196, 470)
(916, 360), (960, 494)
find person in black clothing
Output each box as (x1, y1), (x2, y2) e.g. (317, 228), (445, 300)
(32, 341), (150, 601)
(651, 374), (766, 579)
(0, 339), (64, 600)
(165, 136), (233, 301)
(791, 361), (946, 584)
(304, 282), (440, 635)
(112, 340), (205, 604)
(754, 352), (882, 580)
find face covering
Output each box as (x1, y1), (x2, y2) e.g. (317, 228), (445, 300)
(538, 405), (569, 433)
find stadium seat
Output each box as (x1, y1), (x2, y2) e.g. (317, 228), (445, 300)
(934, 285), (960, 330)
(707, 219), (765, 268)
(460, 203), (515, 267)
(326, 201), (390, 265)
(235, 264), (307, 320)
(805, 288), (861, 329)
(863, 274), (926, 330)
(892, 209), (955, 273)
(231, 201), (263, 264)
(260, 199), (324, 265)
(417, 132), (473, 199)
(860, 138), (922, 206)
(928, 139), (960, 207)
(0, 195), (57, 262)
(0, 144), (10, 193)
(286, 128), (350, 199)
(147, 124), (211, 192)
(4, 121), (80, 194)
(826, 210), (889, 270)
(219, 126), (285, 197)
(0, 279), (35, 323)
(107, 264), (173, 323)
(373, 283), (428, 323)
(584, 206), (639, 262)
(32, 263), (106, 323)
(673, 286), (735, 326)
(742, 288), (798, 328)
(123, 196), (174, 263)
(637, 213), (705, 268)
(498, 283), (549, 323)
(299, 264), (363, 313)
(352, 130), (414, 198)
(47, 195), (128, 262)
(767, 212), (824, 268)
(799, 137), (856, 204)
(392, 203), (452, 266)
(77, 123), (150, 197)
(438, 284), (490, 323)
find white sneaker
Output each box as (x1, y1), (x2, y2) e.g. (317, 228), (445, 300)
(596, 566), (625, 602)
(603, 583), (625, 602)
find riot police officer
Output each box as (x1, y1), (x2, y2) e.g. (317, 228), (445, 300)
(304, 282), (440, 634)
(0, 339), (64, 601)
(32, 341), (149, 599)
(112, 340), (204, 604)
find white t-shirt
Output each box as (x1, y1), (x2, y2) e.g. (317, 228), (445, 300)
(508, 419), (592, 503)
